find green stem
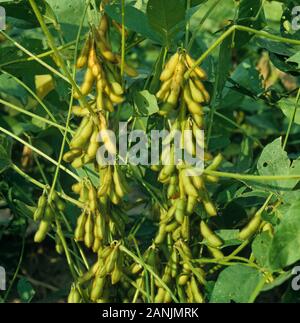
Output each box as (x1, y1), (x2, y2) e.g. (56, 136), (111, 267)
(248, 276), (267, 303)
(0, 98), (74, 134)
(0, 127), (80, 181)
(0, 38), (81, 69)
(214, 111), (263, 148)
(185, 24), (300, 79)
(48, 96), (74, 199)
(0, 69), (73, 141)
(203, 169), (300, 181)
(185, 0), (191, 48)
(121, 0), (126, 82)
(283, 88), (300, 149)
(187, 0), (222, 51)
(28, 0), (94, 115)
(3, 230), (26, 302)
(11, 163), (83, 208)
(120, 245), (179, 303)
(55, 219), (78, 282)
(0, 31), (68, 82)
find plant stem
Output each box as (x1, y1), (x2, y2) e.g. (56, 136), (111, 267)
(188, 0), (222, 51)
(11, 164), (83, 208)
(0, 69), (73, 140)
(0, 127), (80, 181)
(121, 0), (126, 82)
(203, 169), (300, 181)
(0, 98), (74, 134)
(0, 38), (82, 69)
(185, 24), (300, 79)
(120, 245), (179, 303)
(28, 0), (94, 116)
(248, 276), (267, 303)
(0, 31), (68, 82)
(185, 0), (191, 48)
(3, 230), (26, 302)
(214, 111), (264, 148)
(283, 88), (300, 149)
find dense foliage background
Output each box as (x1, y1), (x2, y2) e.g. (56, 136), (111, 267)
(1, 0), (300, 303)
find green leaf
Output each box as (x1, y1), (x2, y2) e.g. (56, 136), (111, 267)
(235, 137), (253, 173)
(256, 38), (295, 57)
(262, 271), (293, 292)
(257, 137), (300, 193)
(210, 264), (263, 303)
(0, 73), (27, 103)
(45, 0), (89, 41)
(230, 59), (263, 96)
(105, 3), (160, 42)
(235, 0), (266, 48)
(278, 97), (300, 125)
(0, 135), (12, 173)
(269, 202), (300, 270)
(215, 229), (240, 247)
(1, 0), (40, 28)
(17, 277), (35, 303)
(149, 48), (167, 94)
(146, 0), (185, 45)
(216, 34), (232, 98)
(252, 232), (272, 269)
(191, 0), (208, 6)
(287, 51), (300, 68)
(134, 90), (159, 116)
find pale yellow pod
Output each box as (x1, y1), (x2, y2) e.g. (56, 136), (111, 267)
(88, 184), (98, 212)
(98, 39), (116, 62)
(192, 113), (204, 128)
(123, 62), (139, 77)
(206, 153), (223, 171)
(207, 246), (224, 259)
(76, 36), (91, 69)
(63, 148), (82, 163)
(87, 127), (100, 159)
(80, 68), (95, 97)
(191, 175), (204, 190)
(99, 14), (109, 35)
(108, 91), (125, 104)
(156, 78), (172, 100)
(101, 129), (117, 155)
(113, 167), (127, 198)
(72, 105), (90, 117)
(104, 97), (114, 113)
(154, 288), (166, 303)
(160, 52), (180, 82)
(193, 79), (210, 103)
(173, 60), (186, 86)
(84, 212), (94, 248)
(200, 220), (223, 248)
(187, 100), (203, 116)
(239, 212), (262, 241)
(205, 175), (219, 183)
(166, 88), (180, 106)
(202, 191), (217, 217)
(109, 185), (121, 205)
(190, 276), (205, 303)
(189, 79), (205, 103)
(34, 220), (51, 243)
(180, 170), (198, 198)
(186, 54), (207, 80)
(192, 122), (205, 149)
(98, 167), (112, 197)
(106, 70), (124, 96)
(74, 212), (87, 241)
